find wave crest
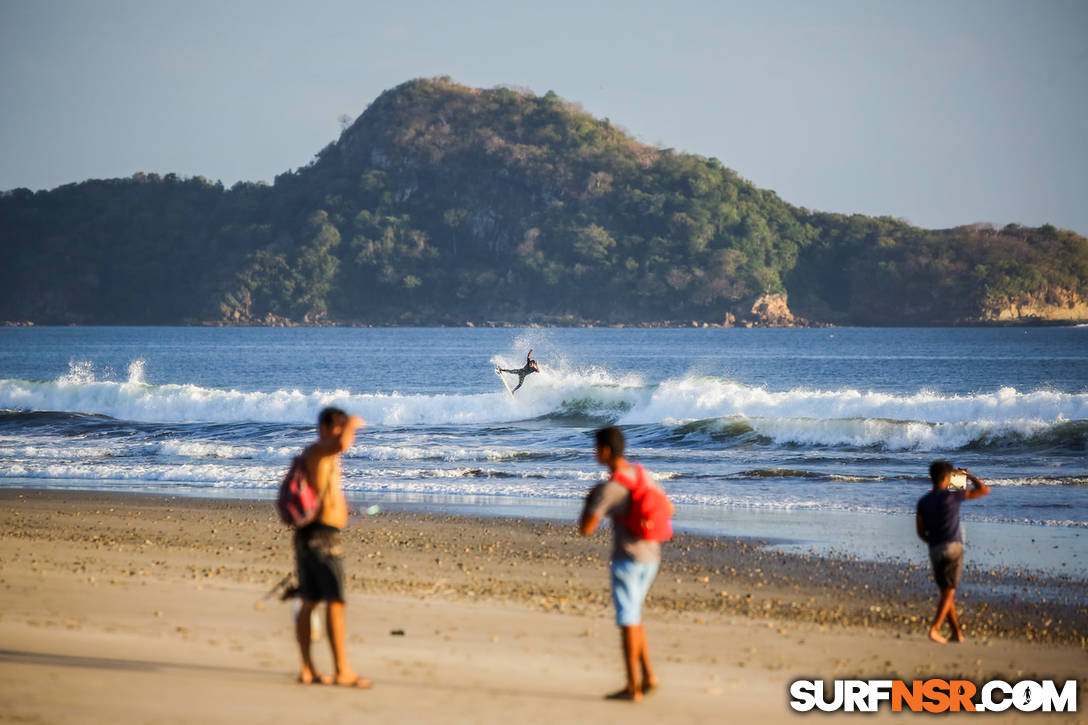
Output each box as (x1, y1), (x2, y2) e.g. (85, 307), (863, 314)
(1, 364), (1085, 453)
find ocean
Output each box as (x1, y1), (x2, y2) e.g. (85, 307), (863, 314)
(2, 326), (1086, 576)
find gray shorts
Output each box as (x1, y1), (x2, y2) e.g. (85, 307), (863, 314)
(928, 541), (964, 591)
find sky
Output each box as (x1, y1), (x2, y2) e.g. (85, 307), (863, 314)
(1, 0), (1086, 234)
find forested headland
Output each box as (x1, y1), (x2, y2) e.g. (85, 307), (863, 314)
(2, 77), (1086, 326)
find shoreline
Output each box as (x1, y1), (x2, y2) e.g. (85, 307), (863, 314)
(3, 488), (1083, 645)
(2, 488), (1084, 723)
(5, 480), (1085, 579)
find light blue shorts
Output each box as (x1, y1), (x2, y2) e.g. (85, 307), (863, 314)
(610, 559), (659, 627)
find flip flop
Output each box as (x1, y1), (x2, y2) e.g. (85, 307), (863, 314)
(605, 688), (641, 702)
(335, 676), (372, 689)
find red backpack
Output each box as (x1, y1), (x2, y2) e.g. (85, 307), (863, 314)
(275, 456), (325, 528)
(612, 464), (674, 542)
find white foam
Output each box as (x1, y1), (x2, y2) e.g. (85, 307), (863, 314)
(741, 415), (1059, 450)
(2, 456), (1083, 528)
(619, 379), (1087, 450)
(126, 359), (147, 385)
(0, 444), (121, 459)
(0, 460), (272, 485)
(57, 360), (97, 385)
(2, 364), (1085, 452)
(351, 445), (558, 463)
(986, 476), (1088, 487)
(156, 441), (296, 460)
(621, 379), (1087, 428)
(0, 377), (515, 426)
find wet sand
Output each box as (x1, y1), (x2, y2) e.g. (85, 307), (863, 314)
(0, 489), (1084, 723)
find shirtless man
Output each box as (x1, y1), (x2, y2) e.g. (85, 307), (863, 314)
(497, 348), (540, 393)
(294, 406), (370, 687)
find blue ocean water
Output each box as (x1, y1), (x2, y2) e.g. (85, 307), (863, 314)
(1, 326), (1086, 573)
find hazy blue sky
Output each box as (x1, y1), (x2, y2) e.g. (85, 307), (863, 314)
(2, 0), (1086, 233)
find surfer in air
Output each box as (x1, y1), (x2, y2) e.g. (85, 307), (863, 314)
(497, 348), (540, 393)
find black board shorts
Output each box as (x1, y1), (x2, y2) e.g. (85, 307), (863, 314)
(294, 523), (346, 602)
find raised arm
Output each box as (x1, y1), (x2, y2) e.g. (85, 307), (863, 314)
(312, 415), (366, 456)
(962, 469), (990, 500)
(338, 415), (365, 451)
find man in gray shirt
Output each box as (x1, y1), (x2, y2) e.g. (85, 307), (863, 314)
(579, 426), (665, 702)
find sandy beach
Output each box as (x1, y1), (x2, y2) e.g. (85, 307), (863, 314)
(0, 488), (1084, 723)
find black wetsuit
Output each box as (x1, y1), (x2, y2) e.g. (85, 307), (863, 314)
(499, 356), (539, 392)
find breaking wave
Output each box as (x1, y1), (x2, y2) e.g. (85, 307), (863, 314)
(1, 359), (1084, 453)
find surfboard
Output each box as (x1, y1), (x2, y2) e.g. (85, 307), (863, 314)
(495, 368), (515, 397)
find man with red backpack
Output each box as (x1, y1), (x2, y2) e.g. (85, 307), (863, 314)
(579, 426), (673, 702)
(291, 407), (370, 689)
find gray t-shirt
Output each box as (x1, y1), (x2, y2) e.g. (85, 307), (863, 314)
(585, 473), (663, 564)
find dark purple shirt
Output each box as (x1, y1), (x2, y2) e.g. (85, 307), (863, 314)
(916, 488), (966, 545)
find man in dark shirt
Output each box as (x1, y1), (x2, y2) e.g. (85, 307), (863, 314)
(915, 460), (990, 644)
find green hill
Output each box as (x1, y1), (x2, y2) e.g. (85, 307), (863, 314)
(2, 77), (1085, 325)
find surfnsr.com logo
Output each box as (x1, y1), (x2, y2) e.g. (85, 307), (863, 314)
(789, 679), (1078, 713)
